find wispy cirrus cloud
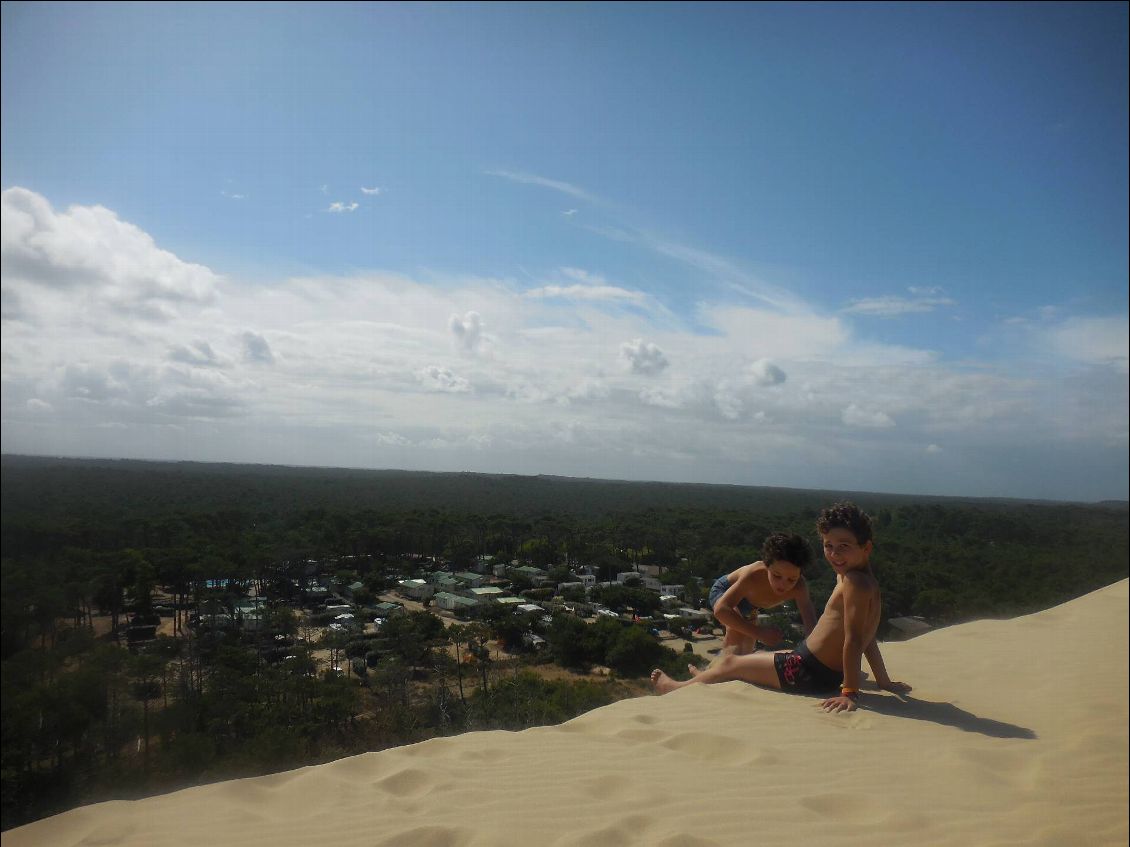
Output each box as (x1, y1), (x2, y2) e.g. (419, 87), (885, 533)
(484, 169), (597, 203)
(360, 186), (381, 196)
(328, 201), (359, 213)
(489, 168), (808, 315)
(527, 283), (646, 304)
(843, 287), (956, 317)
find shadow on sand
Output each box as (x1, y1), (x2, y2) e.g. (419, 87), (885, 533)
(857, 691), (1037, 740)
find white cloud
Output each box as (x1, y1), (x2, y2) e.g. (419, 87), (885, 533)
(749, 358), (786, 386)
(713, 386), (742, 420)
(842, 404), (895, 428)
(240, 331), (275, 364)
(328, 202), (359, 213)
(449, 311), (483, 354)
(417, 365), (471, 393)
(926, 443), (943, 453)
(360, 186), (381, 195)
(484, 169), (595, 202)
(1047, 316), (1128, 371)
(3, 187), (1125, 501)
(843, 291), (956, 317)
(527, 283), (646, 305)
(168, 340), (224, 368)
(639, 386), (683, 408)
(373, 431), (410, 446)
(620, 338), (669, 376)
(1, 186), (218, 322)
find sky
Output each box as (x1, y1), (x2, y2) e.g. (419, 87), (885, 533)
(1, 2), (1127, 503)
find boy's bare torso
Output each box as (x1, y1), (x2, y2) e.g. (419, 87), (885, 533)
(724, 562), (805, 609)
(805, 571), (882, 671)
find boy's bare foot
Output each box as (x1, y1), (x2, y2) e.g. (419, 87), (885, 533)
(650, 669), (679, 694)
(687, 664), (701, 676)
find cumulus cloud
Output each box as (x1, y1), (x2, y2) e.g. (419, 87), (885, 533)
(1047, 316), (1128, 371)
(842, 404), (895, 428)
(1, 187), (218, 321)
(417, 365), (471, 393)
(562, 378), (610, 404)
(168, 340), (224, 368)
(713, 387), (742, 420)
(639, 386), (683, 408)
(240, 331), (275, 364)
(620, 338), (669, 375)
(58, 362), (132, 403)
(328, 201), (359, 213)
(373, 431), (411, 446)
(2, 185), (1124, 501)
(748, 358), (786, 386)
(449, 311), (483, 354)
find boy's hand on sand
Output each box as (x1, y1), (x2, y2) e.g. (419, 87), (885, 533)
(820, 694), (857, 713)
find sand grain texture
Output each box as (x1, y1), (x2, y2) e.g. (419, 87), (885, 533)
(6, 580), (1128, 847)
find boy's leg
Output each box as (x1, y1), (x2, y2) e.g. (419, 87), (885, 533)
(653, 651), (782, 694)
(720, 628), (757, 656)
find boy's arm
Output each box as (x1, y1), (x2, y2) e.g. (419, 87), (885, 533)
(793, 581), (818, 636)
(822, 575), (873, 713)
(864, 640), (911, 693)
(715, 574), (772, 642)
(838, 574), (872, 693)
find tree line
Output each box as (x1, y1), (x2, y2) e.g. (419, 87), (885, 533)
(2, 456), (1126, 829)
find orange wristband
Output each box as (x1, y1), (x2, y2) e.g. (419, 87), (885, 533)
(840, 687), (859, 698)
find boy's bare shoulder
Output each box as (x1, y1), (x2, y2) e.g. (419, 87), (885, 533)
(738, 561), (766, 579)
(842, 570), (879, 593)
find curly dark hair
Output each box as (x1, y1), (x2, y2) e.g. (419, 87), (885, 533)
(761, 532), (813, 572)
(815, 501), (873, 545)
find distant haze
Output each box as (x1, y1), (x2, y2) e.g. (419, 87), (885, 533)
(2, 4), (1127, 502)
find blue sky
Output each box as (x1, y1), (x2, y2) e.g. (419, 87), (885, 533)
(2, 2), (1127, 501)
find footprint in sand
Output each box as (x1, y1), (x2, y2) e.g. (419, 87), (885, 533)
(76, 820), (137, 846)
(654, 835), (722, 847)
(562, 814), (653, 846)
(374, 825), (470, 847)
(377, 768), (435, 798)
(798, 792), (884, 823)
(660, 732), (746, 764)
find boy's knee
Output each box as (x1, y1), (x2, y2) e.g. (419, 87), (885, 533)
(716, 653), (739, 674)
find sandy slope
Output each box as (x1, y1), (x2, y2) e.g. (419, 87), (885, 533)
(6, 580), (1127, 847)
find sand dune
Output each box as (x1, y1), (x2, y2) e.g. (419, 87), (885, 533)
(6, 580), (1127, 847)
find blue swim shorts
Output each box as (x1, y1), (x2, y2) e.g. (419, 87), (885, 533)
(709, 575), (757, 619)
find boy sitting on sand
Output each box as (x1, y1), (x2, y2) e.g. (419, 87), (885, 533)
(708, 532), (819, 654)
(654, 502), (910, 712)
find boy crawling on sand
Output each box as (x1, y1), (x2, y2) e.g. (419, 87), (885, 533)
(708, 532), (819, 654)
(653, 502), (910, 712)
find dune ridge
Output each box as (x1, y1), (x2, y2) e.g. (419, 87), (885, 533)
(6, 580), (1127, 847)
